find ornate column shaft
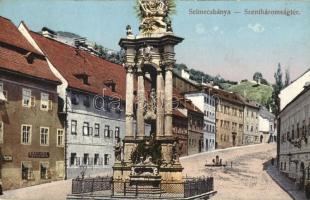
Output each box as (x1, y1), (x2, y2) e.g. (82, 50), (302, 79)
(164, 64), (174, 137)
(137, 65), (145, 138)
(156, 68), (165, 137)
(125, 66), (134, 137)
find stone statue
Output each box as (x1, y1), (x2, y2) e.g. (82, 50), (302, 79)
(138, 0), (169, 33)
(144, 88), (157, 121)
(139, 45), (153, 62)
(114, 138), (122, 162)
(172, 140), (179, 162)
(126, 25), (133, 37)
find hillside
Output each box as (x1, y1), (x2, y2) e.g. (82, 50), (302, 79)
(227, 81), (273, 106)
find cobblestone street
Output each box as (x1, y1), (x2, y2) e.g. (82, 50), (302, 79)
(0, 143), (292, 200)
(180, 143), (292, 200)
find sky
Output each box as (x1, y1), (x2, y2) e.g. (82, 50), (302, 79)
(0, 0), (310, 83)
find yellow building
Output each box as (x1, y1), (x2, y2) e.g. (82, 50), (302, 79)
(212, 88), (244, 149)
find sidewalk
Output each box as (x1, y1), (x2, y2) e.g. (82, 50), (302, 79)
(266, 164), (307, 200)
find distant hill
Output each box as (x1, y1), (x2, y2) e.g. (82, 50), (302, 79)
(175, 64), (238, 89)
(227, 80), (273, 106)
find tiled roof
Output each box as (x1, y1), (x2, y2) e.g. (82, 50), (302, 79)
(0, 16), (59, 83)
(204, 85), (244, 105)
(173, 109), (187, 119)
(30, 31), (126, 99)
(0, 17), (41, 55)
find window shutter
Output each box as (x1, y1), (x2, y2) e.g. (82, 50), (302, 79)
(48, 100), (53, 111)
(31, 96), (36, 107)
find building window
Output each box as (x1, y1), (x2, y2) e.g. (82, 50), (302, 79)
(115, 127), (120, 138)
(40, 162), (50, 179)
(83, 153), (89, 165)
(94, 123), (100, 137)
(104, 125), (110, 137)
(70, 153), (77, 166)
(40, 93), (51, 111)
(57, 129), (64, 147)
(0, 121), (3, 144)
(40, 127), (49, 146)
(21, 161), (33, 180)
(0, 82), (7, 101)
(83, 122), (90, 136)
(94, 154), (100, 165)
(71, 120), (77, 135)
(104, 154), (110, 165)
(22, 88), (34, 107)
(21, 124), (32, 144)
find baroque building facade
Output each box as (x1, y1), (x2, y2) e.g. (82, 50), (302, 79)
(238, 96), (260, 145)
(278, 84), (310, 189)
(19, 22), (127, 178)
(185, 91), (216, 152)
(0, 17), (64, 190)
(213, 88), (244, 149)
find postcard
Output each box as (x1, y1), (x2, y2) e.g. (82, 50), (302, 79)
(0, 0), (309, 200)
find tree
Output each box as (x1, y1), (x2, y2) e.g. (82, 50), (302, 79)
(253, 72), (269, 85)
(285, 68), (290, 87)
(253, 72), (263, 82)
(270, 63), (284, 116)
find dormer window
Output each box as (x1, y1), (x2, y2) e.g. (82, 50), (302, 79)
(24, 52), (35, 64)
(104, 80), (116, 92)
(74, 73), (89, 85)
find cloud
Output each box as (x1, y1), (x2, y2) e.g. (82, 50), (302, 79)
(248, 23), (265, 33)
(195, 23), (206, 35)
(213, 26), (219, 32)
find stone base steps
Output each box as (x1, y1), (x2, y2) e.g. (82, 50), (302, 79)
(125, 186), (165, 195)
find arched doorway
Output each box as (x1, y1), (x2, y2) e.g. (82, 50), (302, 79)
(260, 135), (263, 143)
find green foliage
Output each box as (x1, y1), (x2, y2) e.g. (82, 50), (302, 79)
(285, 68), (290, 87)
(130, 139), (162, 165)
(253, 72), (269, 85)
(93, 44), (124, 64)
(270, 63), (284, 116)
(227, 81), (273, 107)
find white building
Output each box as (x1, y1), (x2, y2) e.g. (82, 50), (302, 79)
(258, 106), (276, 143)
(185, 91), (216, 152)
(19, 22), (127, 178)
(278, 84), (310, 187)
(279, 69), (310, 111)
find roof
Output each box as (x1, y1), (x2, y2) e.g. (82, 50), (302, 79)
(204, 85), (244, 106)
(236, 94), (260, 109)
(30, 31), (126, 99)
(0, 16), (59, 83)
(173, 109), (187, 119)
(0, 17), (41, 55)
(279, 85), (310, 116)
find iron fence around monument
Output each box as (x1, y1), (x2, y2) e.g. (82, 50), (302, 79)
(71, 176), (112, 194)
(112, 177), (214, 198)
(71, 176), (214, 198)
